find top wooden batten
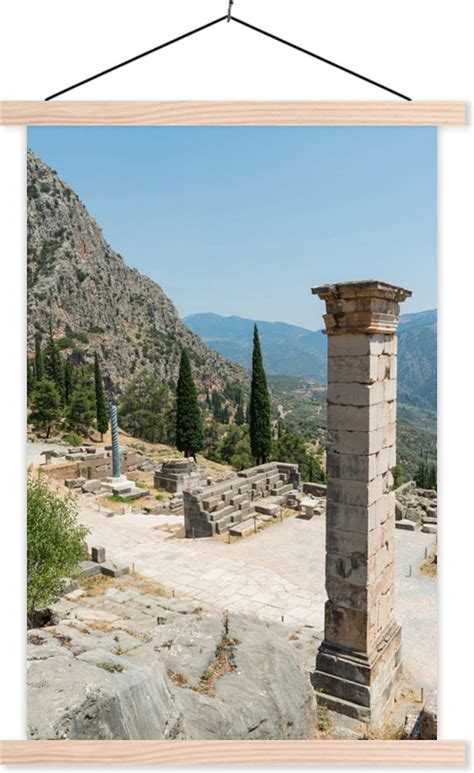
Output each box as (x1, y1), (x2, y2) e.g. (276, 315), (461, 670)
(0, 100), (466, 126)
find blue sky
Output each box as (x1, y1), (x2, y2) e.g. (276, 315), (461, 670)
(28, 126), (436, 329)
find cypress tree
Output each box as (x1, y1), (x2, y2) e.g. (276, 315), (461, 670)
(44, 327), (64, 401)
(27, 359), (35, 402)
(235, 404), (245, 426)
(249, 324), (272, 465)
(64, 357), (74, 405)
(34, 332), (44, 382)
(175, 349), (203, 458)
(94, 352), (108, 440)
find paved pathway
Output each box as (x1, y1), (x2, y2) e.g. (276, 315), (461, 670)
(78, 503), (437, 690)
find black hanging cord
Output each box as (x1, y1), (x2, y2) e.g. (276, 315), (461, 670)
(44, 9), (411, 102)
(231, 17), (411, 102)
(44, 15), (227, 101)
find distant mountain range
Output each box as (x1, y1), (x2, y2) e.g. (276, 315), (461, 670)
(184, 310), (437, 410)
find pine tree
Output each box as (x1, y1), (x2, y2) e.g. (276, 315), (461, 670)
(175, 349), (203, 458)
(64, 357), (74, 405)
(427, 464), (437, 491)
(249, 324), (272, 465)
(94, 352), (108, 440)
(67, 382), (95, 437)
(34, 332), (44, 382)
(29, 379), (62, 438)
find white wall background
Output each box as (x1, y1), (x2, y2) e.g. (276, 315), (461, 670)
(1, 1), (473, 770)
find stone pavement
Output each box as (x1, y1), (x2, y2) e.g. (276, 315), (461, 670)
(78, 503), (437, 690)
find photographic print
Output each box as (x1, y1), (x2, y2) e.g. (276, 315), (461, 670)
(26, 126), (437, 742)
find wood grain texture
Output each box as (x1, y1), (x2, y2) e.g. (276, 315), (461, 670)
(0, 100), (466, 126)
(0, 740), (466, 766)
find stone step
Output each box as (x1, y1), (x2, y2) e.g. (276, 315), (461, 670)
(209, 505), (234, 522)
(230, 493), (247, 507)
(395, 519), (420, 531)
(422, 524), (437, 534)
(202, 496), (220, 512)
(422, 516), (437, 525)
(230, 511), (243, 524)
(255, 502), (281, 517)
(215, 513), (235, 533)
(229, 515), (263, 538)
(270, 483), (293, 496)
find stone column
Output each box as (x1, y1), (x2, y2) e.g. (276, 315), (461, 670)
(311, 280), (411, 726)
(109, 403), (121, 479)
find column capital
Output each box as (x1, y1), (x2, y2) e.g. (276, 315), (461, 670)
(312, 280), (412, 335)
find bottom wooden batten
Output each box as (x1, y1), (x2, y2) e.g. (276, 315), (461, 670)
(0, 739), (466, 766)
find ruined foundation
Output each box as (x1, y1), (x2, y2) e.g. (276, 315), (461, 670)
(184, 461), (300, 538)
(154, 458), (207, 494)
(312, 280), (411, 726)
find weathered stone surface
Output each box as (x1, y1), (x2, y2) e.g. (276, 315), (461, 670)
(27, 585), (315, 741)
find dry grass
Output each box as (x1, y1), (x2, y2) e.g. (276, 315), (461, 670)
(418, 554), (437, 578)
(359, 720), (404, 740)
(79, 573), (115, 597)
(166, 668), (189, 687)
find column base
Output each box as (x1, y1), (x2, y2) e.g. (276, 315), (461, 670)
(312, 622), (402, 726)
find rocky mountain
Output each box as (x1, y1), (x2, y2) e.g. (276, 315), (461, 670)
(27, 150), (245, 397)
(185, 310), (437, 410)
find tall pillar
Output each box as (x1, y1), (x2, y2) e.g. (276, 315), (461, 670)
(109, 403), (121, 479)
(311, 280), (411, 725)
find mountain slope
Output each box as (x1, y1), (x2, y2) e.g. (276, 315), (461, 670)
(27, 151), (245, 396)
(184, 310), (437, 410)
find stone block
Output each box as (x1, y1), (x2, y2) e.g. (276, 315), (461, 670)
(383, 379), (397, 401)
(328, 355), (379, 384)
(78, 560), (102, 578)
(91, 546), (106, 564)
(326, 553), (368, 587)
(329, 428), (384, 456)
(328, 334), (375, 357)
(328, 381), (384, 407)
(327, 499), (378, 533)
(395, 518), (419, 531)
(328, 404), (377, 432)
(329, 476), (383, 507)
(82, 479), (102, 493)
(323, 601), (369, 651)
(100, 561), (130, 578)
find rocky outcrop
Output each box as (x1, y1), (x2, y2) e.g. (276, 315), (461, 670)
(27, 580), (316, 740)
(27, 150), (246, 397)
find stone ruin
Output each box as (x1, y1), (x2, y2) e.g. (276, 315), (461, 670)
(312, 279), (411, 728)
(183, 461), (300, 538)
(154, 457), (207, 494)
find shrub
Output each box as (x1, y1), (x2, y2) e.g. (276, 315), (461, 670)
(63, 432), (82, 447)
(27, 472), (89, 626)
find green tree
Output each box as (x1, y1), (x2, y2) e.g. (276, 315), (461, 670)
(27, 472), (89, 627)
(94, 352), (108, 440)
(249, 325), (272, 464)
(118, 372), (174, 444)
(415, 460), (427, 488)
(27, 359), (35, 402)
(427, 463), (437, 491)
(29, 379), (62, 438)
(392, 464), (405, 489)
(176, 349), (203, 458)
(44, 327), (64, 401)
(64, 357), (74, 405)
(235, 404), (245, 426)
(67, 382), (95, 436)
(34, 332), (44, 382)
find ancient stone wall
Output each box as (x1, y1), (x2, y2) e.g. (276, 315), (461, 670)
(184, 462), (300, 538)
(43, 449), (139, 482)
